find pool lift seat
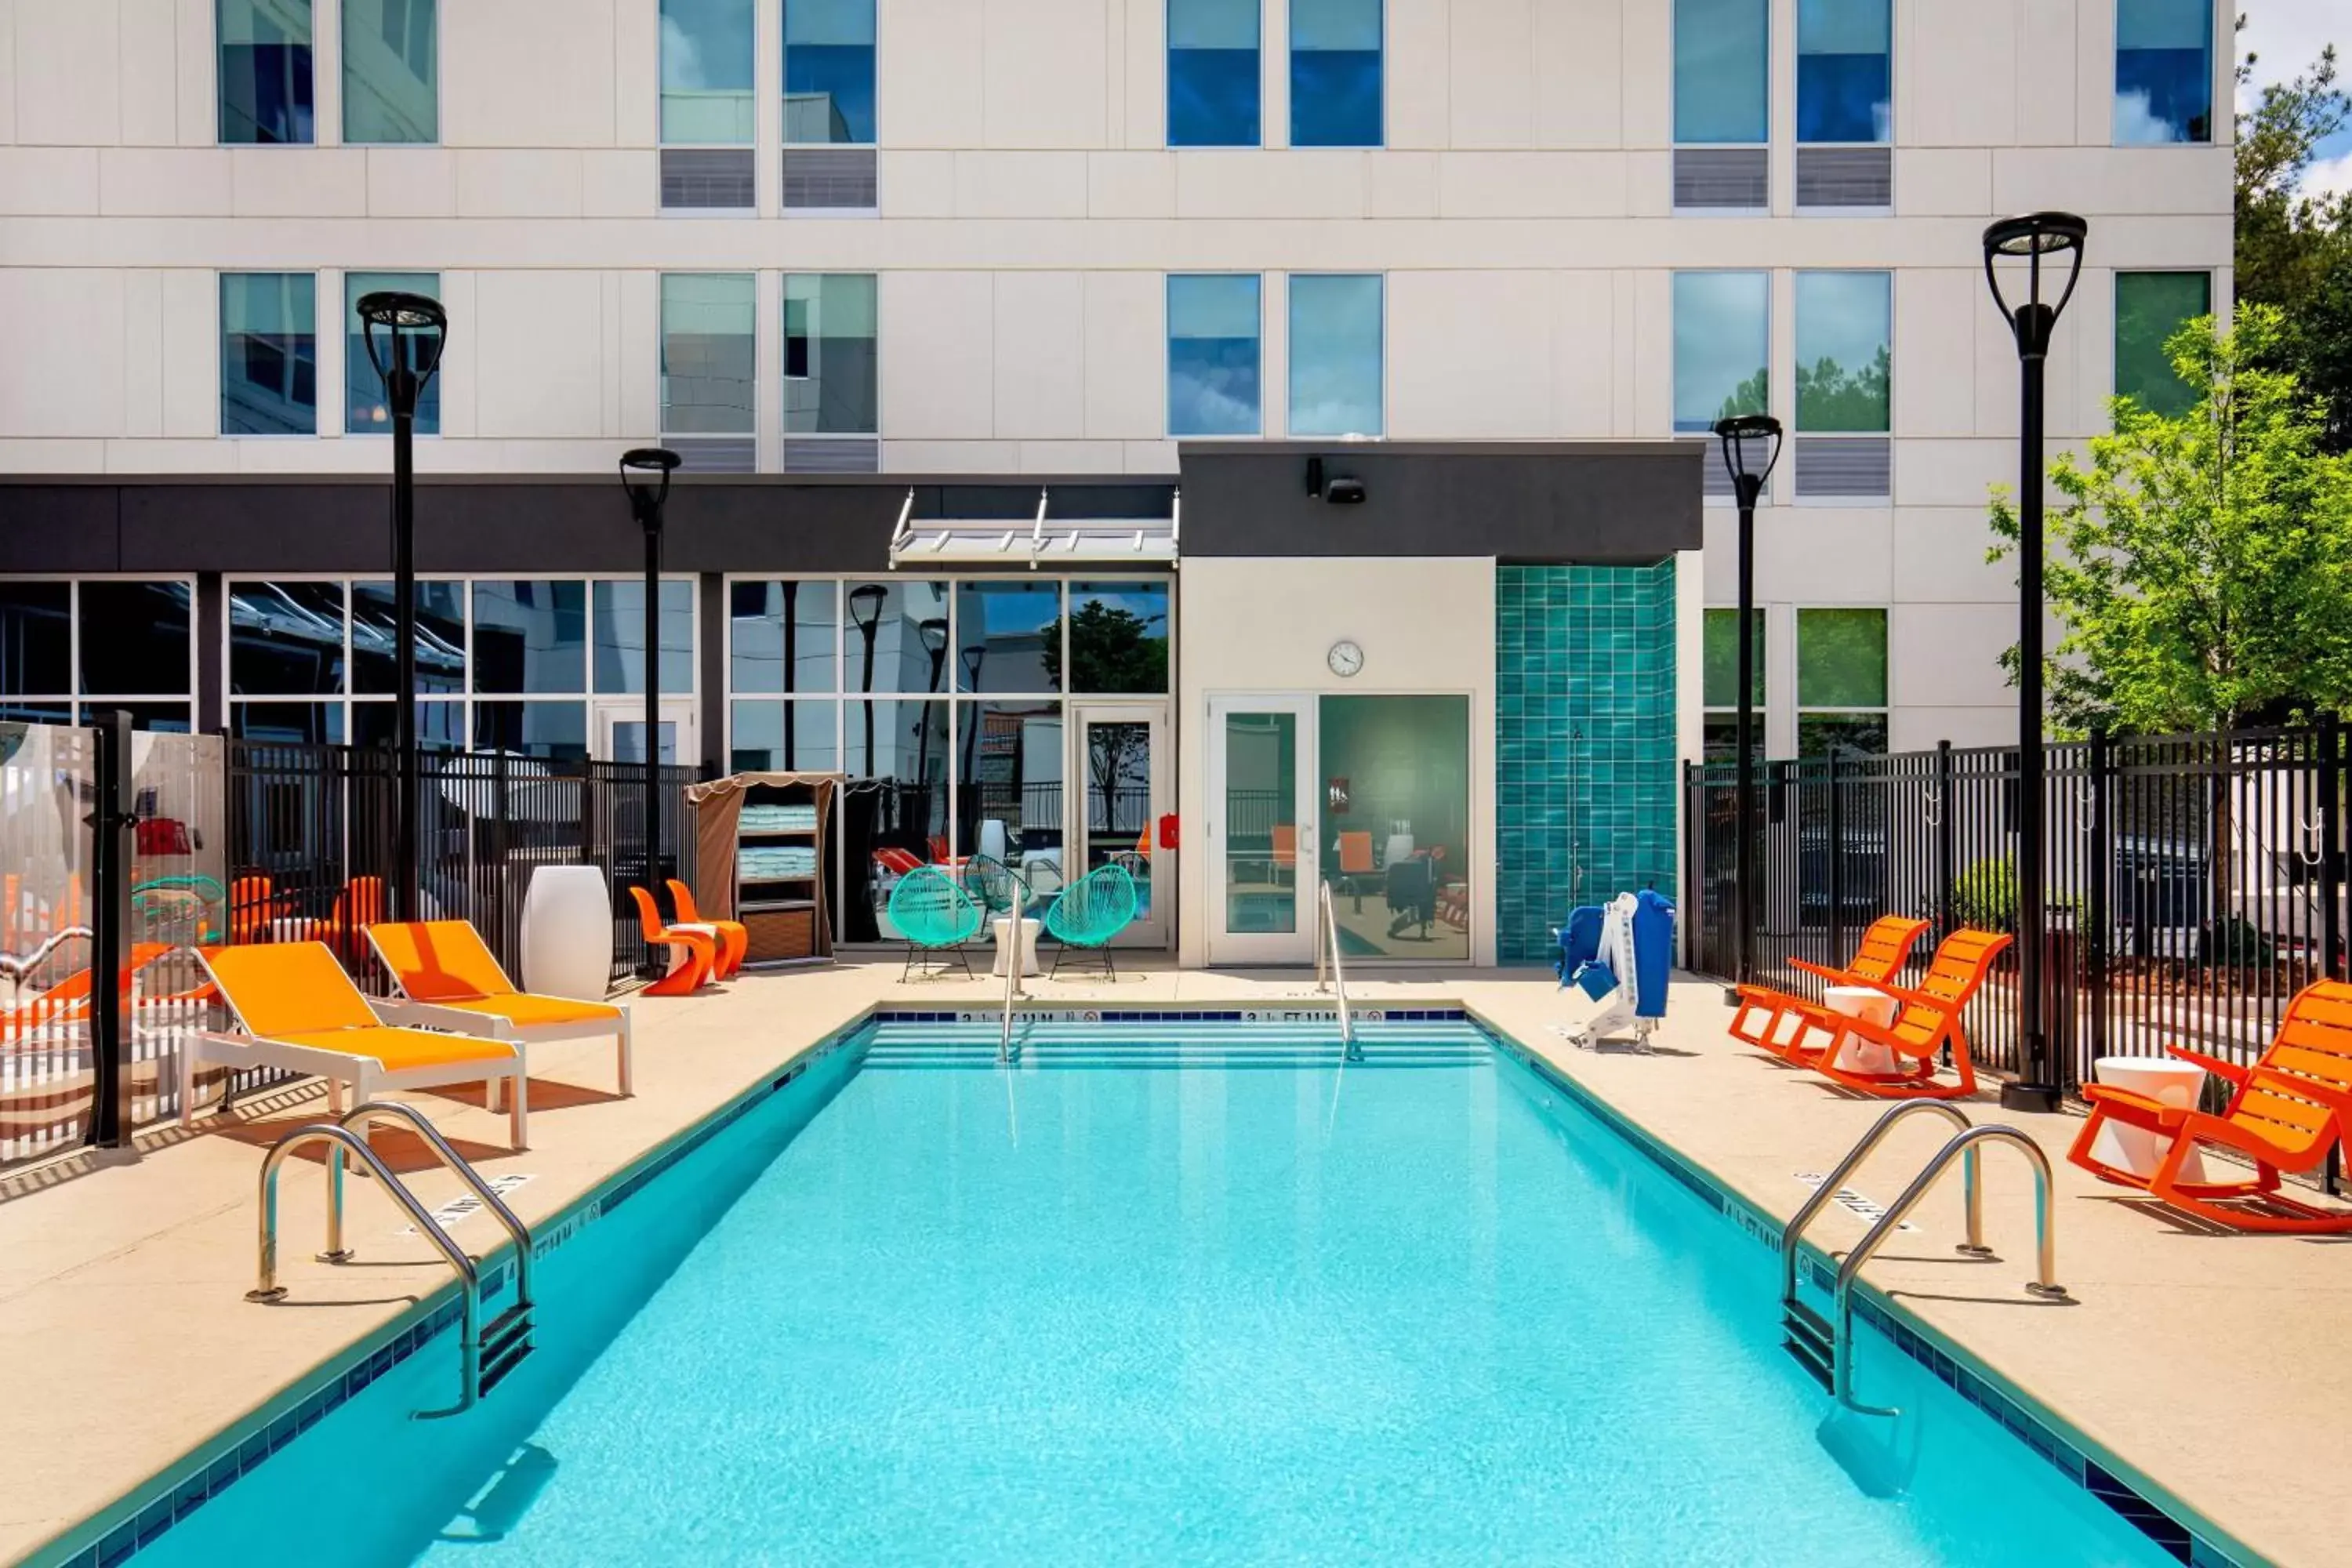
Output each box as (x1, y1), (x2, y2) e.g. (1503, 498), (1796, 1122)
(249, 1101), (537, 1418)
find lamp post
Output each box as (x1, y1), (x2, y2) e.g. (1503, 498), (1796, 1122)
(1982, 211), (2087, 1115)
(1712, 412), (1783, 1006)
(355, 290), (448, 921)
(619, 448), (681, 946)
(914, 615), (948, 787)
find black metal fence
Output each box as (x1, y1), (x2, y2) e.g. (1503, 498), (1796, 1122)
(224, 741), (702, 985)
(1686, 723), (2347, 1117)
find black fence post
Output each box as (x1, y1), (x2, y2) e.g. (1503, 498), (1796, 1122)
(86, 712), (136, 1149)
(1934, 740), (1955, 941)
(2086, 728), (2110, 1074)
(1825, 746), (1846, 964)
(2323, 713), (2343, 1196)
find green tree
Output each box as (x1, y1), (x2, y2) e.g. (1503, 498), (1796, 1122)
(1715, 367), (1769, 424)
(1795, 348), (1893, 433)
(2234, 15), (2352, 449)
(1040, 601), (1168, 696)
(1987, 305), (2352, 735)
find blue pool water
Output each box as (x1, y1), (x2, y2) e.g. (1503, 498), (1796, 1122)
(139, 1022), (2172, 1566)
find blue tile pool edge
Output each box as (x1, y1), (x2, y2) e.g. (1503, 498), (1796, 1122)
(38, 1004), (2261, 1568)
(1478, 1022), (2263, 1568)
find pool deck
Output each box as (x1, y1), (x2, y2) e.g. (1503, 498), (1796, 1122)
(1, 960), (2345, 1568)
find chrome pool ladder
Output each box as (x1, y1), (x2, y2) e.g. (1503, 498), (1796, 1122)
(249, 1102), (538, 1419)
(1780, 1107), (2067, 1415)
(1314, 880), (1359, 1060)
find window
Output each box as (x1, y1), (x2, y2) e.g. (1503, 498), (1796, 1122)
(2114, 272), (2211, 419)
(219, 0), (314, 144)
(591, 581), (697, 695)
(661, 274), (757, 437)
(726, 575), (1173, 942)
(1672, 272), (1769, 435)
(1167, 274), (1261, 437)
(0, 581), (194, 731)
(1795, 272), (1891, 434)
(2115, 0), (2212, 144)
(1797, 0), (1889, 144)
(1701, 608), (1766, 764)
(1288, 274), (1382, 438)
(345, 271), (441, 436)
(1674, 0), (1767, 145)
(661, 0), (757, 143)
(1290, 0), (1381, 147)
(343, 0), (437, 143)
(472, 580), (586, 695)
(1319, 695), (1472, 960)
(783, 274), (878, 434)
(221, 273), (317, 436)
(1797, 608), (1887, 756)
(1168, 0), (1261, 147)
(783, 0), (877, 144)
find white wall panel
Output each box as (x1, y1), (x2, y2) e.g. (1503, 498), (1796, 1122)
(1907, 1), (2015, 148)
(1548, 270), (1614, 436)
(985, 0), (1108, 148)
(0, 269), (124, 436)
(880, 271), (996, 438)
(158, 268), (216, 437)
(119, 0), (180, 147)
(1534, 0), (1624, 149)
(1087, 151), (1175, 217)
(442, 0), (617, 147)
(0, 147), (98, 213)
(1450, 0), (1534, 147)
(472, 271), (609, 437)
(1388, 270), (1554, 437)
(121, 268), (164, 437)
(883, 0), (986, 148)
(956, 151), (1091, 218)
(993, 271), (1086, 438)
(14, 1), (120, 146)
(1082, 270), (1163, 439)
(1385, 0), (1450, 149)
(365, 149), (458, 217)
(233, 148), (368, 217)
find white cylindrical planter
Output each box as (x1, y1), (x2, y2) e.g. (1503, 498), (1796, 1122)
(521, 865), (615, 1000)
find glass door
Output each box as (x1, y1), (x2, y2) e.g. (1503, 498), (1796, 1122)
(593, 699), (698, 768)
(1207, 695), (1316, 964)
(1069, 704), (1168, 947)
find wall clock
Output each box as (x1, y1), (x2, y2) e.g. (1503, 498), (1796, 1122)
(1327, 640), (1364, 677)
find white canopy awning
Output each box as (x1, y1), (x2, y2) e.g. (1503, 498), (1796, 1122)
(887, 487), (1179, 569)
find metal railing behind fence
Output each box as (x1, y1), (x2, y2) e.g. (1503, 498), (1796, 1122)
(1686, 721), (2346, 1193)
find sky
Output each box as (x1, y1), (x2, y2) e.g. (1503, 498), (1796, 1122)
(2238, 0), (2352, 201)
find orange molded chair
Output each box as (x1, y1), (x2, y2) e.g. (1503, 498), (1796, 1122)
(1334, 829), (1376, 911)
(1768, 928), (2013, 1099)
(1730, 915), (1932, 1051)
(228, 874), (279, 943)
(366, 920), (633, 1098)
(629, 887), (716, 996)
(316, 876), (386, 962)
(666, 880), (747, 980)
(2068, 982), (2352, 1232)
(1271, 824), (1298, 886)
(184, 941), (526, 1147)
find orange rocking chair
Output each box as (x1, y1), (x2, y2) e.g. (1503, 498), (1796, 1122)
(2067, 980), (2352, 1233)
(1730, 914), (1930, 1051)
(1763, 928), (2012, 1099)
(628, 887), (717, 996)
(666, 880), (747, 980)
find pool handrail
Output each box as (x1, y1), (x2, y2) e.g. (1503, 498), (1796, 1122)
(1832, 1124), (2068, 1416)
(330, 1100), (535, 1318)
(247, 1122), (484, 1419)
(1314, 879), (1358, 1060)
(1781, 1101), (1985, 1314)
(999, 897), (1022, 1063)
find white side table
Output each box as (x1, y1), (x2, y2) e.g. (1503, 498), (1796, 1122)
(668, 922), (718, 979)
(1823, 984), (1901, 1076)
(2091, 1055), (2208, 1182)
(519, 865), (615, 1001)
(991, 917), (1042, 978)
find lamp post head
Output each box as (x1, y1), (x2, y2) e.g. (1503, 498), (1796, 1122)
(1711, 412), (1783, 502)
(354, 291), (447, 416)
(619, 447), (681, 531)
(917, 616), (949, 655)
(1982, 212), (2088, 359)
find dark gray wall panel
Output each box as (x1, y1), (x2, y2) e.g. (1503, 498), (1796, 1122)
(1174, 442), (1703, 562)
(0, 486), (122, 571)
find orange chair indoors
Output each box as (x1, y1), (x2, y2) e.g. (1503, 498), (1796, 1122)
(1729, 915), (1931, 1051)
(666, 880), (747, 980)
(1270, 824), (1298, 886)
(629, 886), (717, 996)
(2068, 980), (2352, 1232)
(1756, 927), (2012, 1100)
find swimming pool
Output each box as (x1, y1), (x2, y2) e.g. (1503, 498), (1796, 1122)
(121, 1017), (2183, 1566)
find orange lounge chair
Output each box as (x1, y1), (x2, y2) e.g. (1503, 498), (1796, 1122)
(666, 880), (747, 980)
(629, 887), (717, 997)
(183, 941), (526, 1148)
(1, 942), (185, 1043)
(365, 920), (633, 1098)
(2067, 982), (2352, 1232)
(1767, 928), (2012, 1099)
(1731, 916), (1932, 1054)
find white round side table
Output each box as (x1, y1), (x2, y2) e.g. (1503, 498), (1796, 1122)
(2091, 1055), (2209, 1182)
(1823, 984), (1901, 1076)
(991, 917), (1043, 978)
(520, 865), (615, 1001)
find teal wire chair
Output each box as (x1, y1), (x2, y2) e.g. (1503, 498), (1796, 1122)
(887, 866), (984, 981)
(1042, 863), (1138, 979)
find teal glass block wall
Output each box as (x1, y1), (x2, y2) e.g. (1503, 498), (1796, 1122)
(1496, 563), (1679, 965)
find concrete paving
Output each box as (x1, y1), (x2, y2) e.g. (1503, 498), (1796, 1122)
(0, 959), (2342, 1566)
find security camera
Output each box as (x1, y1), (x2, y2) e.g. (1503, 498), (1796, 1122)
(1322, 477), (1367, 505)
